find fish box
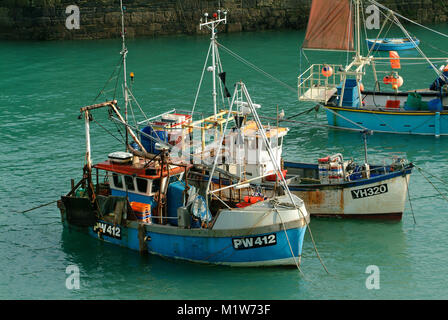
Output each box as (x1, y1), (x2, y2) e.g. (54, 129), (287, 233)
(337, 79), (360, 107)
(130, 202), (152, 223)
(385, 100), (400, 109)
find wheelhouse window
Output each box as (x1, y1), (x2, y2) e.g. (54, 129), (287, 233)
(136, 177), (148, 194)
(152, 179), (160, 193)
(124, 175), (135, 191)
(112, 173), (123, 189)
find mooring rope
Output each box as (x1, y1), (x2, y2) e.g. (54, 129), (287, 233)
(273, 205), (306, 279)
(404, 175), (417, 224)
(415, 165), (448, 187)
(417, 167), (448, 203)
(272, 198), (330, 275)
(18, 200), (59, 214)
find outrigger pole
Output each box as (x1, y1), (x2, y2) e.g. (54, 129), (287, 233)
(80, 100), (118, 170)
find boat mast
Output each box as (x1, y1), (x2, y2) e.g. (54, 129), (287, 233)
(356, 0), (361, 60)
(120, 0), (129, 150)
(200, 10), (227, 119)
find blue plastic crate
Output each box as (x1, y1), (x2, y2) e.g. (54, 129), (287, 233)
(337, 79), (359, 106)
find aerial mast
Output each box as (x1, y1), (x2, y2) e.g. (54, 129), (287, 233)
(199, 9), (227, 119)
(356, 0), (361, 60)
(120, 0), (129, 150)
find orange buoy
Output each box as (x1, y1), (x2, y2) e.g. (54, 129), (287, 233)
(389, 51), (401, 69)
(359, 83), (365, 92)
(390, 75), (403, 91)
(390, 75), (403, 87)
(322, 65), (333, 77)
(383, 75), (393, 84)
(443, 65), (448, 72)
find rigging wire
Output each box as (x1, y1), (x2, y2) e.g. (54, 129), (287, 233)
(93, 55), (123, 104)
(370, 0), (448, 40)
(217, 42), (297, 94)
(191, 41), (212, 115)
(91, 112), (126, 146)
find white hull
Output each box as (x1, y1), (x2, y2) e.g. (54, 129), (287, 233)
(291, 174), (410, 219)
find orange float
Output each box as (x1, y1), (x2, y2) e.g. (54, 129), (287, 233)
(322, 65), (333, 77)
(390, 75), (404, 90)
(383, 75), (393, 84)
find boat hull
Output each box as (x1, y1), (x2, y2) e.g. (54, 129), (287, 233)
(264, 162), (412, 220)
(58, 201), (307, 267)
(325, 105), (448, 136)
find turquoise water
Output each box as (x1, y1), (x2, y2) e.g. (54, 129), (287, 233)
(1, 25), (448, 300)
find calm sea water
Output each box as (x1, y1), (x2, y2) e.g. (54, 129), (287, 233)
(1, 24), (448, 300)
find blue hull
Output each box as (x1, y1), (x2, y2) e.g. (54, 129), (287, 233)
(325, 106), (448, 136)
(69, 219), (307, 267)
(366, 38), (420, 51)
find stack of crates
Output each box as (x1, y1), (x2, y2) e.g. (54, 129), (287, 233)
(130, 202), (152, 224)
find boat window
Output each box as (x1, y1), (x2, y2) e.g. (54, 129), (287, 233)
(249, 137), (257, 151)
(112, 173), (123, 189)
(152, 179), (160, 193)
(124, 175), (135, 191)
(278, 137), (283, 147)
(260, 138), (267, 151)
(136, 177), (148, 194)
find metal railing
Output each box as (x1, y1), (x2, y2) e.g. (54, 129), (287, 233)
(298, 64), (343, 104)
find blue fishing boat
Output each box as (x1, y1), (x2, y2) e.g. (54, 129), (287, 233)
(58, 147), (308, 266)
(57, 4), (309, 267)
(366, 37), (420, 51)
(298, 0), (448, 136)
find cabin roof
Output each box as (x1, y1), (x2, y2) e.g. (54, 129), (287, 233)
(93, 158), (188, 179)
(240, 120), (289, 138)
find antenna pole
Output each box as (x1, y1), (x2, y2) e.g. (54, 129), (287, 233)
(356, 0), (361, 60)
(211, 20), (217, 118)
(200, 10), (227, 119)
(120, 0), (129, 150)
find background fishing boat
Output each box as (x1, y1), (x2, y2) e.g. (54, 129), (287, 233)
(366, 37), (420, 51)
(298, 0), (448, 136)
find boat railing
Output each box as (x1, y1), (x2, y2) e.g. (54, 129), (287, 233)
(298, 64), (344, 104)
